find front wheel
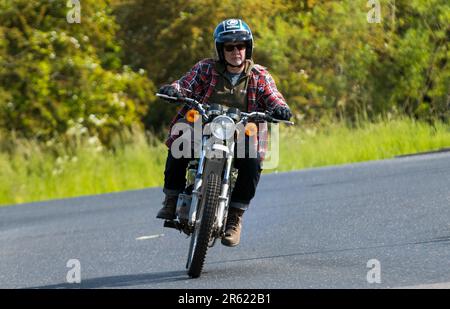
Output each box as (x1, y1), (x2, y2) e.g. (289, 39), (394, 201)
(186, 173), (221, 278)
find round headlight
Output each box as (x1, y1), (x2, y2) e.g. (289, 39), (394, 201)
(211, 115), (235, 140)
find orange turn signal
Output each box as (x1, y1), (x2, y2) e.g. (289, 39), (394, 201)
(185, 109), (200, 123)
(245, 123), (258, 137)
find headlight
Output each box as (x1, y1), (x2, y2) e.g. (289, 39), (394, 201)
(211, 115), (235, 140)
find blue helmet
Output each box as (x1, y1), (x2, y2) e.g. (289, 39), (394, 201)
(213, 19), (253, 63)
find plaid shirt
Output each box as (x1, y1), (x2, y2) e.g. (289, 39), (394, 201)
(164, 58), (289, 159)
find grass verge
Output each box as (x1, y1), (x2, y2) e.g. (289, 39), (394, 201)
(1, 117), (449, 206)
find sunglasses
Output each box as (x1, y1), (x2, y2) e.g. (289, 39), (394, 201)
(224, 43), (246, 52)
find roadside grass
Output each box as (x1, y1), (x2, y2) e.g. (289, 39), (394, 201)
(276, 117), (450, 171)
(1, 117), (449, 206)
(0, 130), (167, 206)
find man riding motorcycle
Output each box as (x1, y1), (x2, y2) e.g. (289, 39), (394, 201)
(156, 19), (292, 247)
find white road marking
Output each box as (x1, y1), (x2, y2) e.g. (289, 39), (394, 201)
(393, 282), (450, 289)
(136, 234), (164, 240)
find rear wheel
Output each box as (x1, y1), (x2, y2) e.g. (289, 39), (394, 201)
(186, 173), (221, 278)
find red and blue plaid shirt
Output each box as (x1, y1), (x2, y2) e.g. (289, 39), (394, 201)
(164, 58), (289, 159)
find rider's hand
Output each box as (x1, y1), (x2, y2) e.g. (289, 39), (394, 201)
(159, 85), (182, 99)
(271, 106), (292, 121)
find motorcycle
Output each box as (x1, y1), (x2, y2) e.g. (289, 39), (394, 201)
(156, 93), (293, 278)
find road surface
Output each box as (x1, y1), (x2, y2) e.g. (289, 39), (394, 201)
(1, 152), (449, 289)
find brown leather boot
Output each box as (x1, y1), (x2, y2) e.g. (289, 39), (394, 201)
(156, 194), (178, 220)
(221, 208), (244, 247)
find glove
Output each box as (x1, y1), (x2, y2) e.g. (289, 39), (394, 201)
(159, 85), (182, 98)
(272, 106), (292, 121)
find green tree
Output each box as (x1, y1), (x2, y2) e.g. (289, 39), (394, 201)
(114, 0), (293, 129)
(115, 0), (449, 124)
(0, 0), (156, 145)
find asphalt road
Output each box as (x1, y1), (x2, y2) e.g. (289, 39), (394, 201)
(1, 152), (450, 289)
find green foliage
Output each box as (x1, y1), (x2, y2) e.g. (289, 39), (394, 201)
(277, 117), (450, 171)
(0, 0), (448, 144)
(0, 0), (156, 145)
(0, 127), (166, 205)
(2, 117), (450, 206)
(113, 0), (294, 129)
(115, 0), (449, 127)
(385, 0), (450, 120)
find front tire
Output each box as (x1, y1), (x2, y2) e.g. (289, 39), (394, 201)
(187, 173), (221, 278)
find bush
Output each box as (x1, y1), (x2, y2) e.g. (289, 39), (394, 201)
(0, 0), (156, 145)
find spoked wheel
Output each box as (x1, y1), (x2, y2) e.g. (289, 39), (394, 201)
(186, 173), (221, 278)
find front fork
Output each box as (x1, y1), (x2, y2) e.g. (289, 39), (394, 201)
(187, 138), (207, 227)
(208, 141), (235, 247)
(188, 138), (235, 240)
(216, 143), (234, 233)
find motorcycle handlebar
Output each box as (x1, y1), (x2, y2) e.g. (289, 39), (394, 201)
(156, 93), (208, 118)
(156, 93), (199, 105)
(241, 111), (294, 126)
(156, 93), (294, 126)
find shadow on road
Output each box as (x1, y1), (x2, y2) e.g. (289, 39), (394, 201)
(29, 270), (190, 289)
(208, 236), (450, 265)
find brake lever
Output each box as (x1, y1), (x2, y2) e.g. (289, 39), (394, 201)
(156, 93), (181, 101)
(276, 119), (295, 126)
